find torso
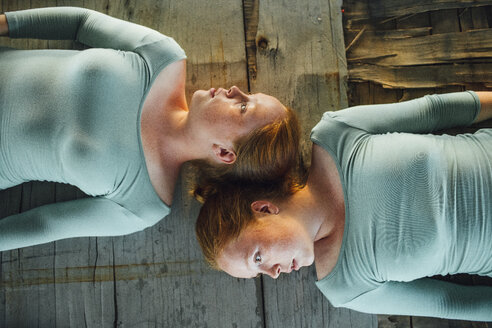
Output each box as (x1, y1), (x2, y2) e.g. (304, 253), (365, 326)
(140, 59), (188, 206)
(309, 144), (346, 280)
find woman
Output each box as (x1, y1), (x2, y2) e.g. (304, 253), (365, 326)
(0, 7), (301, 251)
(196, 91), (492, 321)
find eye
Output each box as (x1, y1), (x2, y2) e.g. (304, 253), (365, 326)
(240, 102), (247, 113)
(254, 252), (262, 264)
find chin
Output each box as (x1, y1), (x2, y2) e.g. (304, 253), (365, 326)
(190, 89), (202, 101)
(304, 253), (315, 267)
(189, 90), (206, 110)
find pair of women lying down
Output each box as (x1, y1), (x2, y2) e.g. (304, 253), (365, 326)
(1, 7), (491, 321)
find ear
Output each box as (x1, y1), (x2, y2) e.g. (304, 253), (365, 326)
(251, 200), (280, 215)
(212, 144), (237, 164)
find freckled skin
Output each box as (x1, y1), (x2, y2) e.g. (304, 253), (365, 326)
(187, 86), (287, 147)
(218, 215), (315, 279)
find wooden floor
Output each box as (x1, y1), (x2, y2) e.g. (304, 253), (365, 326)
(0, 0), (375, 327)
(1, 0), (491, 327)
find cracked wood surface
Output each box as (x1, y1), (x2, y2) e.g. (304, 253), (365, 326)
(345, 3), (492, 90)
(343, 0), (492, 23)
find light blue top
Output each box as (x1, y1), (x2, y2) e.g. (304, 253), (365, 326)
(0, 7), (186, 250)
(311, 91), (492, 321)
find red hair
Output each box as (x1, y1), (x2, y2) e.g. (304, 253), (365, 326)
(192, 106), (302, 202)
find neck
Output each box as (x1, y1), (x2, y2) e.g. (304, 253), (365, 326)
(153, 106), (215, 166)
(278, 185), (339, 244)
(278, 159), (345, 244)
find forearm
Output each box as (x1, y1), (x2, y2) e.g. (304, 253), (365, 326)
(0, 14), (8, 36)
(0, 198), (148, 251)
(342, 278), (492, 321)
(473, 91), (492, 123)
(329, 91), (479, 134)
(4, 7), (166, 50)
(5, 7), (93, 41)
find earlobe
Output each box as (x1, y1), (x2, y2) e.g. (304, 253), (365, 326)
(251, 200), (280, 215)
(212, 144), (237, 164)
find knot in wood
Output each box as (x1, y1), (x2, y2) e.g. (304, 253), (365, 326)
(257, 36), (269, 50)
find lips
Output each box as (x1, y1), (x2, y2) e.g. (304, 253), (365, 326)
(210, 88), (216, 98)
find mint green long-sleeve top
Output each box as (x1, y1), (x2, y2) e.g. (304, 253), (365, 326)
(311, 91), (492, 321)
(0, 7), (186, 250)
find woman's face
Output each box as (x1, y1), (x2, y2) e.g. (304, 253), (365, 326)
(217, 214), (315, 279)
(189, 86), (286, 147)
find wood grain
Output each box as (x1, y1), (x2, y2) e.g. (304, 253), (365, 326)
(344, 0), (492, 22)
(348, 62), (492, 88)
(347, 28), (492, 66)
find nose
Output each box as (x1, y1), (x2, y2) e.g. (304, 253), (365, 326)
(267, 264), (282, 279)
(226, 85), (247, 98)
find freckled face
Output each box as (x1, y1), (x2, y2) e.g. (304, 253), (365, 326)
(188, 86), (286, 145)
(216, 215), (314, 279)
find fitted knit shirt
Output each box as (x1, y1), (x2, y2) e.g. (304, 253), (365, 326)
(0, 7), (186, 250)
(312, 91), (492, 321)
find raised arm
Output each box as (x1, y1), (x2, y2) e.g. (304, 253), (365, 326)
(341, 278), (492, 321)
(4, 7), (169, 51)
(0, 198), (151, 251)
(329, 91), (481, 134)
(3, 7), (185, 76)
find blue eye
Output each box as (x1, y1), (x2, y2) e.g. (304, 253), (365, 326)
(240, 103), (247, 113)
(254, 252), (262, 264)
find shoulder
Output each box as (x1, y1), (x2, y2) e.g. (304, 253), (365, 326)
(137, 36), (187, 76)
(311, 111), (369, 155)
(145, 59), (186, 110)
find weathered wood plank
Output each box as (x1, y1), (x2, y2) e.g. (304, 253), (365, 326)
(243, 0), (260, 83)
(347, 28), (492, 66)
(348, 62), (492, 89)
(347, 7), (492, 89)
(430, 8), (461, 34)
(460, 7), (478, 31)
(252, 0), (373, 326)
(252, 0), (349, 163)
(413, 316), (490, 328)
(471, 6), (490, 28)
(378, 315), (411, 328)
(345, 27), (432, 55)
(344, 0), (492, 22)
(457, 6), (489, 33)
